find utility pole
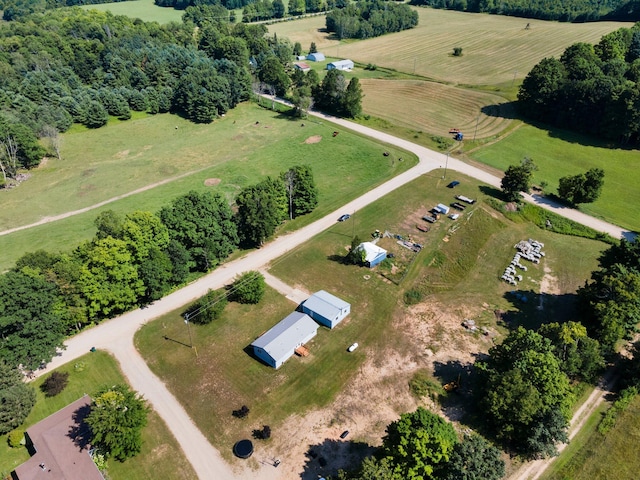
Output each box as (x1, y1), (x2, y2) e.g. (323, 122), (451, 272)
(473, 114), (480, 142)
(184, 313), (193, 349)
(443, 152), (449, 179)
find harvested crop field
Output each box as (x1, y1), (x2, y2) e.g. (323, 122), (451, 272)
(360, 79), (514, 139)
(269, 9), (632, 86)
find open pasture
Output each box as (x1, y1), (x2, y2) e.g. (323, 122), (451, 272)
(0, 351), (195, 480)
(0, 103), (415, 271)
(360, 79), (514, 140)
(136, 170), (605, 472)
(469, 124), (640, 232)
(269, 9), (631, 86)
(79, 0), (183, 24)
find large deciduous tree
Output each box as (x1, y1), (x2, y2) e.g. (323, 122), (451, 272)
(159, 190), (238, 271)
(380, 407), (458, 479)
(557, 168), (605, 204)
(0, 361), (36, 434)
(281, 165), (318, 220)
(442, 434), (505, 480)
(86, 384), (149, 461)
(500, 157), (537, 202)
(476, 327), (571, 457)
(184, 288), (227, 325)
(75, 237), (145, 320)
(0, 271), (66, 370)
(235, 177), (287, 246)
(231, 271), (266, 304)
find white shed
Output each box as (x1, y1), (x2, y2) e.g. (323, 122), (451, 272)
(357, 242), (388, 268)
(301, 290), (350, 329)
(327, 59), (354, 71)
(251, 312), (318, 369)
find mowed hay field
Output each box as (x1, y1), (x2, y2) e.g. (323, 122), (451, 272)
(360, 79), (514, 139)
(80, 0), (183, 24)
(269, 9), (632, 86)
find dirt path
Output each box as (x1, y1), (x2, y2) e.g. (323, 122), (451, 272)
(27, 105), (633, 479)
(507, 371), (617, 480)
(0, 167), (212, 237)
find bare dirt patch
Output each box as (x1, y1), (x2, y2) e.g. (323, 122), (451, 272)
(204, 178), (222, 187)
(249, 301), (494, 479)
(38, 157), (49, 169)
(304, 135), (322, 144)
(115, 149), (130, 159)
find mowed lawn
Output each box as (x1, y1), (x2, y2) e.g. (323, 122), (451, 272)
(79, 0), (183, 24)
(135, 171), (605, 463)
(0, 351), (195, 480)
(469, 124), (640, 232)
(269, 8), (632, 86)
(542, 395), (640, 480)
(0, 103), (415, 271)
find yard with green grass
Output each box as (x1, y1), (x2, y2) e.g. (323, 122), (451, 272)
(0, 102), (415, 272)
(80, 0), (183, 24)
(135, 170), (606, 472)
(0, 351), (195, 480)
(469, 124), (640, 232)
(542, 396), (640, 480)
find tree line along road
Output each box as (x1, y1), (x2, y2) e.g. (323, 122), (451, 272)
(34, 108), (633, 479)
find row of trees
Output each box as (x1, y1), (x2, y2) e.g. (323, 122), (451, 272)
(326, 0), (419, 40)
(409, 0), (633, 22)
(518, 24), (640, 144)
(0, 166), (315, 370)
(499, 158), (605, 205)
(337, 407), (505, 480)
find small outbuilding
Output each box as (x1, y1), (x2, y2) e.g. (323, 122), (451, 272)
(251, 312), (318, 369)
(294, 62), (311, 72)
(357, 242), (388, 268)
(301, 290), (351, 329)
(307, 52), (326, 62)
(327, 59), (354, 71)
(435, 203), (450, 215)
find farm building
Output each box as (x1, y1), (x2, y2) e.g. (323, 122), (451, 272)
(14, 395), (103, 480)
(357, 242), (388, 268)
(294, 62), (311, 72)
(307, 52), (325, 62)
(251, 312), (318, 369)
(296, 55), (307, 61)
(301, 290), (351, 329)
(327, 59), (354, 71)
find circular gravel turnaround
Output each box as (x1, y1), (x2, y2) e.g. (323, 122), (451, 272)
(233, 439), (254, 459)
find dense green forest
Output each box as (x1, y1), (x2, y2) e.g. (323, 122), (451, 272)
(518, 24), (640, 144)
(409, 0), (640, 22)
(326, 0), (419, 39)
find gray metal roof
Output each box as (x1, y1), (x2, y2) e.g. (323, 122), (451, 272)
(251, 312), (318, 363)
(303, 290), (350, 320)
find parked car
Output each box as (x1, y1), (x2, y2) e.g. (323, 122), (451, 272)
(338, 214), (351, 222)
(340, 430), (350, 439)
(348, 342), (359, 352)
(447, 180), (460, 188)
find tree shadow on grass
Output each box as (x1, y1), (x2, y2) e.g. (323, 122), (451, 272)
(500, 289), (580, 331)
(300, 438), (376, 480)
(480, 101), (520, 120)
(478, 185), (507, 201)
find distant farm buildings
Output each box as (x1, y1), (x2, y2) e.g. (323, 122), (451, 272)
(294, 62), (311, 72)
(307, 52), (325, 62)
(358, 242), (388, 268)
(251, 312), (318, 369)
(301, 290), (350, 329)
(327, 59), (354, 71)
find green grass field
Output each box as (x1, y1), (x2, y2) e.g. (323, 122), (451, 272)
(79, 0), (183, 24)
(135, 170), (605, 461)
(468, 124), (640, 232)
(269, 8), (632, 86)
(0, 351), (195, 480)
(542, 395), (640, 480)
(0, 103), (415, 272)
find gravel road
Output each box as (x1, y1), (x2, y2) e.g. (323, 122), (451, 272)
(32, 109), (633, 479)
